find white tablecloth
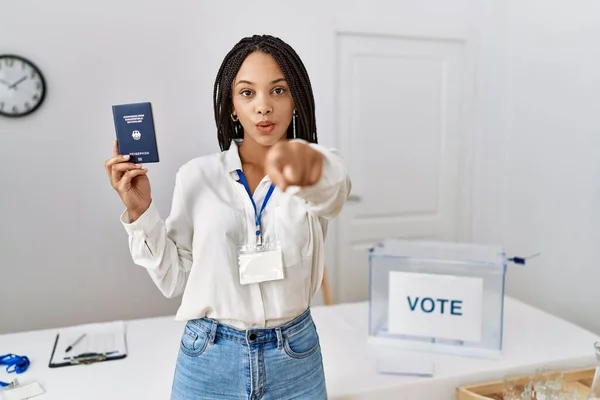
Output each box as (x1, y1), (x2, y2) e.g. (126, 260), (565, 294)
(0, 297), (598, 399)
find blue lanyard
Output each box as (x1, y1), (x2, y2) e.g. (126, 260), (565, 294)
(236, 169), (275, 247)
(0, 353), (30, 387)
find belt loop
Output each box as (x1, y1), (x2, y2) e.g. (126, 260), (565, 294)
(209, 320), (218, 344)
(275, 327), (283, 350)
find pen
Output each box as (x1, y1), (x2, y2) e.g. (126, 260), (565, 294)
(65, 333), (86, 353)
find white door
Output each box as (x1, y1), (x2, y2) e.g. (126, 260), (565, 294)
(333, 32), (474, 303)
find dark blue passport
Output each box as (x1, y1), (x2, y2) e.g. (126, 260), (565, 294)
(112, 102), (159, 163)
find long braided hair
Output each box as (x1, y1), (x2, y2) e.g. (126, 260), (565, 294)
(213, 34), (318, 151)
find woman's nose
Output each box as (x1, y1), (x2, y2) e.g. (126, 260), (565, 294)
(255, 94), (273, 116)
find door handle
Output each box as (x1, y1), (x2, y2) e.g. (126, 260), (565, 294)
(347, 194), (361, 202)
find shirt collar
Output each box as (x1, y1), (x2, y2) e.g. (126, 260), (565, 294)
(224, 139), (243, 172)
(224, 139), (276, 187)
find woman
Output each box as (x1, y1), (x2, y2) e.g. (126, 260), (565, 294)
(105, 34), (351, 399)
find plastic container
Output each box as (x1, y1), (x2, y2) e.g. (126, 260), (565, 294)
(368, 239), (507, 359)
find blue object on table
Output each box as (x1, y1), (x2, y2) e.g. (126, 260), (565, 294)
(0, 353), (30, 387)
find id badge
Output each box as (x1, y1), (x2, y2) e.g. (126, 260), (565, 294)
(238, 241), (284, 285)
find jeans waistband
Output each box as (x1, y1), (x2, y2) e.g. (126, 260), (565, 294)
(187, 308), (313, 345)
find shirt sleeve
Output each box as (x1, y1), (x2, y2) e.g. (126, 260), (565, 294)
(289, 139), (352, 220)
(119, 170), (193, 298)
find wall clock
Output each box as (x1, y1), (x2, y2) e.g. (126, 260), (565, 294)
(0, 54), (46, 118)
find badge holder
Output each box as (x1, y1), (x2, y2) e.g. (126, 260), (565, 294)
(238, 239), (284, 285)
(0, 379), (45, 400)
(0, 354), (44, 400)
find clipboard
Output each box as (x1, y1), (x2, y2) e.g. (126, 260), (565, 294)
(48, 321), (128, 368)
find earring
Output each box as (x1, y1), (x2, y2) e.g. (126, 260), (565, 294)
(231, 113), (238, 122)
(292, 109), (297, 139)
(234, 121), (243, 137)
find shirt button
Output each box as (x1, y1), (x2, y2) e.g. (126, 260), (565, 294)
(249, 333), (257, 341)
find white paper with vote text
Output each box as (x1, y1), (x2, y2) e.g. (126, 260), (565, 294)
(387, 271), (483, 342)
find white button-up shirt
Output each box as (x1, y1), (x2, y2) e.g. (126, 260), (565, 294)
(120, 139), (351, 329)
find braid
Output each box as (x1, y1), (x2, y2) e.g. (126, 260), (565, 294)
(213, 35), (318, 151)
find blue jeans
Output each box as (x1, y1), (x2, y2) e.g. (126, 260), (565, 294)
(170, 308), (327, 400)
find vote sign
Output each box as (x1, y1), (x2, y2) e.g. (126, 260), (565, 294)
(387, 271), (483, 342)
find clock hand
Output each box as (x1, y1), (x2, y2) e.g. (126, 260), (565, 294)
(8, 76), (27, 89)
(0, 79), (9, 85)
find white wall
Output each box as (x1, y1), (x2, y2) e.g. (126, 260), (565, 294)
(0, 1), (208, 334)
(2, 0), (600, 336)
(473, 0), (600, 334)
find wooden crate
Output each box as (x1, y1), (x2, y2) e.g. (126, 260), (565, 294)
(456, 367), (596, 400)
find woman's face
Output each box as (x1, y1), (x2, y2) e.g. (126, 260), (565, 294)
(231, 51), (295, 148)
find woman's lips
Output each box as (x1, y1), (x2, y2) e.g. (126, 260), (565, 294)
(257, 121), (275, 134)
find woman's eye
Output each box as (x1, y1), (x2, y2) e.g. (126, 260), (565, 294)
(272, 87), (286, 95)
(240, 90), (253, 97)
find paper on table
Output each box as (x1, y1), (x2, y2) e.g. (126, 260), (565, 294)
(377, 354), (435, 377)
(50, 320), (127, 365)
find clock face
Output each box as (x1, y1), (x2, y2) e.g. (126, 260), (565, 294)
(0, 54), (46, 117)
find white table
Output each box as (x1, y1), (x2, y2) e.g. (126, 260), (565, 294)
(1, 297), (598, 400)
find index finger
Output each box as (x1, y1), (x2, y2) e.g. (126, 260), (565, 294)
(265, 160), (288, 191)
(113, 139), (119, 157)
